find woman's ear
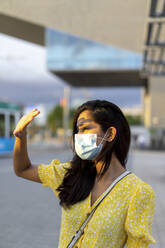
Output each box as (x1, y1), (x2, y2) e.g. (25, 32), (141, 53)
(106, 127), (117, 142)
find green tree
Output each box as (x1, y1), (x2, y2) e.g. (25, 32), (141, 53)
(69, 107), (76, 129)
(47, 105), (76, 134)
(47, 105), (63, 133)
(125, 114), (142, 126)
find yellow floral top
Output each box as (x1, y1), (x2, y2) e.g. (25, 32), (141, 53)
(38, 159), (156, 248)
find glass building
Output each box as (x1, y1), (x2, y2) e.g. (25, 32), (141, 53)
(46, 28), (142, 71)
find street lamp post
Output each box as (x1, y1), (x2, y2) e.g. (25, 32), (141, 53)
(63, 86), (70, 147)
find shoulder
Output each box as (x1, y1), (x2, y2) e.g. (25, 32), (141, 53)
(128, 173), (156, 205)
(123, 172), (156, 201)
(120, 172), (143, 191)
(135, 181), (156, 202)
(131, 173), (155, 195)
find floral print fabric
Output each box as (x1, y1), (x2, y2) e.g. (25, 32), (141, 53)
(38, 159), (156, 248)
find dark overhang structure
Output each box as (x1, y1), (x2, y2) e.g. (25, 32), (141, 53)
(52, 70), (147, 88)
(143, 0), (165, 76)
(0, 14), (44, 46)
(47, 29), (146, 88)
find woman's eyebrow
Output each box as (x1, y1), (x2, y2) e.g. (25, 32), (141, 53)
(77, 118), (92, 127)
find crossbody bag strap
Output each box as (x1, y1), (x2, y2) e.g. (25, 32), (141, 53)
(66, 170), (132, 248)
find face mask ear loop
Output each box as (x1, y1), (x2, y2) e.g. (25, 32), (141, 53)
(99, 128), (109, 145)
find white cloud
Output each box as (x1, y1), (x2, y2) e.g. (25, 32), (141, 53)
(0, 33), (65, 85)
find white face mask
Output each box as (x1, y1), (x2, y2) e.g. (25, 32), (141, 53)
(74, 132), (108, 160)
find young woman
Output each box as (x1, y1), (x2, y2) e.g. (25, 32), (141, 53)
(13, 100), (156, 248)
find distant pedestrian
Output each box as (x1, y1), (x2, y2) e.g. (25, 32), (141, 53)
(13, 99), (156, 248)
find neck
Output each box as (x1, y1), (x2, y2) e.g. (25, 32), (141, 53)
(94, 152), (126, 183)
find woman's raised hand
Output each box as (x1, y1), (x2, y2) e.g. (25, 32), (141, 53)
(13, 109), (40, 138)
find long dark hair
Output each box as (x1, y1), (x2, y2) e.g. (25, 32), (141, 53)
(56, 100), (131, 209)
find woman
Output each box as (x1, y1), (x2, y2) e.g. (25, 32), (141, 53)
(13, 100), (156, 248)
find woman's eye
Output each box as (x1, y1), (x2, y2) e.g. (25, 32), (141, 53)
(78, 126), (90, 132)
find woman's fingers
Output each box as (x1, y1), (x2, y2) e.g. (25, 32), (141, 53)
(26, 110), (40, 124)
(30, 109), (40, 117)
(13, 109), (40, 136)
(32, 108), (37, 112)
(32, 110), (40, 116)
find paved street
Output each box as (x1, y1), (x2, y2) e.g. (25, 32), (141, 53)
(0, 146), (164, 248)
